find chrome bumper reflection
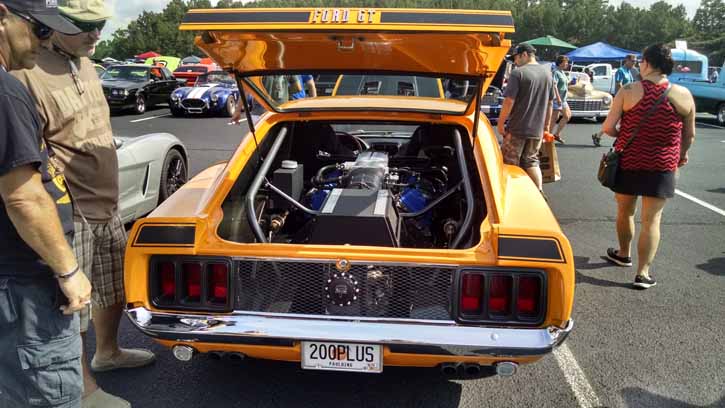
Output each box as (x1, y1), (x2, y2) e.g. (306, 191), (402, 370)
(126, 307), (573, 357)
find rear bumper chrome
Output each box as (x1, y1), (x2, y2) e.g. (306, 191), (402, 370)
(126, 307), (573, 357)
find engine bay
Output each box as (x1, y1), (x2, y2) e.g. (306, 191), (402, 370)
(219, 122), (485, 249)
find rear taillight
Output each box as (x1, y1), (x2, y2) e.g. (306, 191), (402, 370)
(159, 261), (175, 299)
(150, 257), (233, 311)
(460, 274), (483, 313)
(517, 276), (541, 317)
(208, 264), (229, 304)
(458, 271), (545, 325)
(488, 276), (513, 315)
(182, 263), (202, 302)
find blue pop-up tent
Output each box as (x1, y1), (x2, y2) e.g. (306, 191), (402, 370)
(566, 42), (640, 62)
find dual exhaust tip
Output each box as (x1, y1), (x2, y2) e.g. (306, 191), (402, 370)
(172, 345), (245, 362)
(440, 361), (518, 377)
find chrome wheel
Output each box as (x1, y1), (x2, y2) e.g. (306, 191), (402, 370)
(135, 95), (146, 114)
(718, 103), (725, 126)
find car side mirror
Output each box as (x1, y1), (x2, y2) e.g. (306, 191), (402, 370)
(113, 138), (123, 149)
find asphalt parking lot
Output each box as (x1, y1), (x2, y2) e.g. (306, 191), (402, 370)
(98, 106), (725, 408)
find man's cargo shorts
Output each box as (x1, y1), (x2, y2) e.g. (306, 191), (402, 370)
(0, 276), (82, 407)
(501, 133), (543, 169)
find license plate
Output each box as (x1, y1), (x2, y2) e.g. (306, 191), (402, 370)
(301, 341), (382, 373)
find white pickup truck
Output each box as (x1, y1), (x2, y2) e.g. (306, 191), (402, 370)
(571, 63), (617, 94)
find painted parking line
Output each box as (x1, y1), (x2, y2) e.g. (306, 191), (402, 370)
(130, 114), (172, 123)
(675, 189), (725, 217)
(695, 122), (724, 130)
(554, 344), (602, 408)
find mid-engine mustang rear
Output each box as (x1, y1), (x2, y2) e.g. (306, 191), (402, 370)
(124, 7), (574, 377)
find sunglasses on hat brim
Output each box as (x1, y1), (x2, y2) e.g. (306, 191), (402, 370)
(7, 7), (54, 40)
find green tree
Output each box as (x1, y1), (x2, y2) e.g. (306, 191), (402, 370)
(690, 0), (725, 66)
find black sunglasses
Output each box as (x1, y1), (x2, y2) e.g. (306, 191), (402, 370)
(69, 19), (106, 33)
(8, 8), (53, 40)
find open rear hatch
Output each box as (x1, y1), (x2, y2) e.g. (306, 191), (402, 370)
(180, 7), (513, 115)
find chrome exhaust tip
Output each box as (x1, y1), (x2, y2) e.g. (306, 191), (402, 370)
(172, 345), (195, 362)
(440, 362), (459, 375)
(463, 363), (481, 376)
(496, 361), (518, 377)
(227, 352), (246, 361)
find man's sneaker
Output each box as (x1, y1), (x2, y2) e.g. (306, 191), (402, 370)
(592, 133), (601, 146)
(633, 275), (657, 289)
(606, 248), (632, 267)
(554, 134), (566, 144)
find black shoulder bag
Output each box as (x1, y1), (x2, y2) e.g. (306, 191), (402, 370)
(598, 83), (672, 189)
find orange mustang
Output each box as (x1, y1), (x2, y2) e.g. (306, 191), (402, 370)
(124, 7), (574, 377)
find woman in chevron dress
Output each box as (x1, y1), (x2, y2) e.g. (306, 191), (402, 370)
(599, 44), (696, 289)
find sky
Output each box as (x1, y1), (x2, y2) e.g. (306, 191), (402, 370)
(101, 0), (702, 41)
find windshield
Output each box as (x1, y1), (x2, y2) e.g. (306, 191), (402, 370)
(102, 66), (149, 81)
(245, 73), (479, 114)
(197, 72), (235, 86)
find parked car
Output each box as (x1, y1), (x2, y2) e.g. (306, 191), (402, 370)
(481, 86), (504, 123)
(101, 64), (182, 114)
(94, 64), (105, 77)
(116, 133), (188, 224)
(169, 71), (240, 117)
(125, 7), (574, 377)
(566, 72), (612, 120)
(677, 61), (725, 125)
(173, 63), (220, 87)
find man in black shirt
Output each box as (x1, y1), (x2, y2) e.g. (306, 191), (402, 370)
(0, 1), (91, 407)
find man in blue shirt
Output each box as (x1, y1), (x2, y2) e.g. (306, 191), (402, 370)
(614, 54), (637, 94)
(289, 74), (317, 99)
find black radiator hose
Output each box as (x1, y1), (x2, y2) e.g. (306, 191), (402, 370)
(313, 164), (347, 186)
(451, 129), (475, 249)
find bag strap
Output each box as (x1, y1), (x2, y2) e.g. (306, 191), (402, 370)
(620, 82), (672, 153)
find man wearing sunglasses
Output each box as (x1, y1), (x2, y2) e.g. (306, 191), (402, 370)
(12, 1), (154, 407)
(1, 1), (93, 407)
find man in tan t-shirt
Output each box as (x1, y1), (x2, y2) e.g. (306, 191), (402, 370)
(12, 1), (154, 407)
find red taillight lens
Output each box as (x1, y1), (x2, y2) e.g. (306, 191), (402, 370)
(159, 262), (175, 298)
(517, 276), (541, 316)
(460, 274), (483, 313)
(208, 264), (229, 304)
(182, 263), (202, 301)
(488, 276), (513, 315)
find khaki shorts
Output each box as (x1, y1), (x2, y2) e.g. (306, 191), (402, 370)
(501, 133), (543, 169)
(73, 214), (127, 332)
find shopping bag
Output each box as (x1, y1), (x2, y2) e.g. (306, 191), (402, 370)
(539, 141), (561, 183)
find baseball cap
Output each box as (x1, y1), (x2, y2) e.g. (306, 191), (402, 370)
(4, 0), (81, 34)
(58, 0), (111, 22)
(507, 43), (537, 61)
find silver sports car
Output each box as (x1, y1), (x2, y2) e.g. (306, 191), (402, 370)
(115, 133), (188, 224)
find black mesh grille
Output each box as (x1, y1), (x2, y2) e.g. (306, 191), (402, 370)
(234, 260), (455, 320)
(568, 99), (603, 111)
(182, 99), (206, 108)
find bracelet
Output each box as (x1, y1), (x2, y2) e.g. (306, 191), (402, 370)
(55, 265), (80, 280)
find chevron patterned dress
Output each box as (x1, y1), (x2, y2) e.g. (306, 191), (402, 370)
(612, 80), (683, 198)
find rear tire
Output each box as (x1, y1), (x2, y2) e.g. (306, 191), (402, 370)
(717, 103), (725, 126)
(159, 149), (187, 203)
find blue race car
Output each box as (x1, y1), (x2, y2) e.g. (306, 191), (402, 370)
(170, 71), (241, 117)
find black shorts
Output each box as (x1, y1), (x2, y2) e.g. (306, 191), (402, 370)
(612, 169), (676, 198)
(0, 273), (82, 408)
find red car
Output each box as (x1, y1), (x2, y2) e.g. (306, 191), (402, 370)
(173, 63), (219, 87)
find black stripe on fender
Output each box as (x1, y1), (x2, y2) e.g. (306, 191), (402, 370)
(380, 12), (514, 27)
(133, 225), (195, 247)
(498, 236), (565, 263)
(182, 11), (310, 24)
